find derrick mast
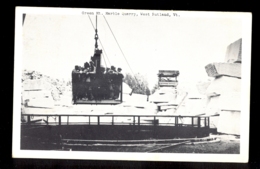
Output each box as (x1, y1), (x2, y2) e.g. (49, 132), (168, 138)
(92, 15), (102, 75)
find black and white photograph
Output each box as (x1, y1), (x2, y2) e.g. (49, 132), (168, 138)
(13, 7), (251, 162)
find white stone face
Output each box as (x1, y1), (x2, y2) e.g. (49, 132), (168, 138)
(206, 76), (241, 95)
(205, 76), (241, 112)
(217, 110), (240, 135)
(225, 38), (242, 63)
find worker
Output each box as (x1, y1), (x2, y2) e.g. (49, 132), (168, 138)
(96, 66), (106, 100)
(77, 67), (85, 100)
(86, 74), (93, 100)
(82, 65), (93, 100)
(84, 62), (90, 72)
(105, 67), (110, 74)
(114, 68), (124, 99)
(111, 66), (117, 73)
(117, 67), (124, 78)
(72, 66), (80, 102)
(105, 68), (114, 99)
(89, 61), (96, 73)
(102, 68), (111, 99)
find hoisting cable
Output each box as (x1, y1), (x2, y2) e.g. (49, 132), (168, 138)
(98, 38), (111, 66)
(87, 15), (111, 67)
(103, 15), (143, 94)
(88, 15), (110, 67)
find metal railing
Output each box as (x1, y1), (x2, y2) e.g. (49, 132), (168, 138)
(21, 114), (210, 128)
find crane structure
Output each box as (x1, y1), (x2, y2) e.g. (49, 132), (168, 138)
(71, 16), (123, 105)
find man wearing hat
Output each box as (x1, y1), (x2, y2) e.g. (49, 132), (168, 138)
(111, 65), (117, 73)
(103, 67), (111, 99)
(84, 62), (90, 72)
(105, 67), (110, 73)
(72, 65), (80, 102)
(114, 68), (124, 99)
(89, 61), (96, 73)
(108, 66), (118, 99)
(117, 68), (123, 77)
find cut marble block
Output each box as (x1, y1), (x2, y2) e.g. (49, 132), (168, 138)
(205, 76), (241, 112)
(205, 93), (240, 113)
(225, 38), (242, 63)
(206, 76), (241, 95)
(196, 80), (211, 95)
(205, 62), (241, 78)
(217, 110), (240, 135)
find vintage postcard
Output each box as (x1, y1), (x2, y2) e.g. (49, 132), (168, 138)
(13, 7), (251, 162)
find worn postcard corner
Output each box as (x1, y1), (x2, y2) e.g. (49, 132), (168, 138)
(13, 7), (251, 162)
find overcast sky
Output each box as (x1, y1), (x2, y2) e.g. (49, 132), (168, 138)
(22, 11), (242, 89)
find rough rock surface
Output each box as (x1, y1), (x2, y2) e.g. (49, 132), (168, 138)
(22, 70), (72, 101)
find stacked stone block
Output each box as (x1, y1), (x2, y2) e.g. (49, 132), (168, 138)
(204, 38), (242, 135)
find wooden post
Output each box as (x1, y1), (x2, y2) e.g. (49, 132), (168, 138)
(58, 116), (61, 125)
(153, 116), (156, 134)
(175, 117), (178, 127)
(191, 117), (194, 127)
(120, 81), (123, 102)
(27, 115), (31, 124)
(67, 116), (69, 125)
(198, 117), (201, 128)
(133, 116), (135, 125)
(97, 116), (100, 125)
(158, 106), (161, 112)
(208, 117), (210, 128)
(112, 116), (114, 125)
(89, 116), (90, 125)
(138, 116), (140, 132)
(204, 117), (206, 128)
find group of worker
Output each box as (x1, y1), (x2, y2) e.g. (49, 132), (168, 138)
(72, 61), (124, 102)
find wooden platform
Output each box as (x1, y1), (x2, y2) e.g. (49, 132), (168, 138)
(74, 99), (122, 105)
